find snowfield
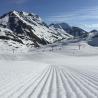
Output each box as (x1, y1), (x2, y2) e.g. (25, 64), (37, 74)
(0, 42), (98, 98)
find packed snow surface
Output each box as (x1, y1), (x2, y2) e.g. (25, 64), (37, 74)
(0, 41), (98, 98)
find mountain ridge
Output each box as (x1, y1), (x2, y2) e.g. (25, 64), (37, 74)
(0, 10), (97, 48)
(0, 10), (73, 48)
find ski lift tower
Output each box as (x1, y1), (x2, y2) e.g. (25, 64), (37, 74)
(78, 42), (81, 50)
(12, 48), (15, 54)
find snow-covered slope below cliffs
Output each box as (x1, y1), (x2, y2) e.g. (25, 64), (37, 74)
(0, 26), (33, 53)
(0, 11), (72, 47)
(0, 39), (29, 54)
(0, 26), (22, 42)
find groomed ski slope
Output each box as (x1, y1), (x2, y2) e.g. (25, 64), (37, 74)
(0, 63), (98, 98)
(0, 42), (98, 98)
(0, 54), (98, 98)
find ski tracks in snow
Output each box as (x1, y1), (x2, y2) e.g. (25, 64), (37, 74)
(0, 65), (98, 98)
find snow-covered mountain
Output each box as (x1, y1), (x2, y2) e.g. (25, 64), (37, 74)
(50, 23), (88, 38)
(71, 27), (88, 38)
(49, 23), (73, 40)
(0, 11), (72, 48)
(1, 10), (97, 50)
(87, 30), (98, 46)
(49, 23), (72, 34)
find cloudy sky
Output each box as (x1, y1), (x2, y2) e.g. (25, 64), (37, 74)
(0, 0), (98, 31)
